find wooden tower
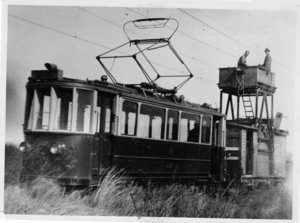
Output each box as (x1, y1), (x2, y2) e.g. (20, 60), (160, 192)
(218, 66), (287, 182)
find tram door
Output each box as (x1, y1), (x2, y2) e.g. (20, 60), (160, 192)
(92, 92), (114, 175)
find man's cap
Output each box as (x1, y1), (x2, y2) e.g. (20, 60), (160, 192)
(264, 48), (270, 52)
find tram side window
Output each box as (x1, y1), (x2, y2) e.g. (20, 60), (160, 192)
(167, 110), (179, 140)
(34, 88), (51, 130)
(76, 89), (93, 133)
(53, 88), (73, 131)
(201, 116), (212, 144)
(180, 113), (200, 142)
(121, 101), (138, 136)
(139, 104), (165, 139)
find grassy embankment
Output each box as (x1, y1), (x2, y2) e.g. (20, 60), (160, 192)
(4, 143), (293, 218)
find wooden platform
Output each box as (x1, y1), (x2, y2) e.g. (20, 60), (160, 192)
(219, 66), (276, 95)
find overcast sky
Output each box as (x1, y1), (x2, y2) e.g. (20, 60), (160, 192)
(2, 1), (299, 155)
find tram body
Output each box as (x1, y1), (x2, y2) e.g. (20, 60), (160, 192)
(19, 69), (226, 186)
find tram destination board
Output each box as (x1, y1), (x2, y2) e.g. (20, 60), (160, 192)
(31, 69), (63, 80)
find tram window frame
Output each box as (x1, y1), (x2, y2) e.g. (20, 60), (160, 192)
(74, 89), (94, 133)
(25, 86), (97, 134)
(27, 87), (52, 130)
(52, 87), (74, 131)
(179, 112), (201, 143)
(120, 100), (138, 136)
(201, 116), (212, 144)
(138, 104), (165, 140)
(166, 109), (179, 141)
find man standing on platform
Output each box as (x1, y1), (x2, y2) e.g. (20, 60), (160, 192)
(259, 48), (272, 74)
(237, 51), (250, 68)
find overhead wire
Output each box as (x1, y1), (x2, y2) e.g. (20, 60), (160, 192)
(197, 10), (258, 47)
(75, 8), (220, 83)
(126, 7), (295, 81)
(8, 13), (218, 86)
(126, 7), (237, 59)
(179, 9), (295, 75)
(77, 7), (144, 39)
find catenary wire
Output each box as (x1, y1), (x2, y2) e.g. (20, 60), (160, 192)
(126, 7), (294, 81)
(179, 9), (294, 73)
(8, 13), (218, 86)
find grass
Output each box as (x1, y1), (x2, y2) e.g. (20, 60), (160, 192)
(4, 143), (293, 218)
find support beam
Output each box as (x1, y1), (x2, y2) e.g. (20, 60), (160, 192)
(255, 88), (258, 123)
(271, 95), (274, 125)
(229, 94), (235, 120)
(225, 94), (230, 116)
(237, 96), (240, 119)
(265, 95), (270, 125)
(220, 90), (223, 113)
(259, 93), (266, 124)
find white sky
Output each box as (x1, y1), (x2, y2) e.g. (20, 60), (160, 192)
(1, 1), (299, 157)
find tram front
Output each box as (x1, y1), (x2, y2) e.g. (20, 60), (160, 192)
(18, 65), (115, 187)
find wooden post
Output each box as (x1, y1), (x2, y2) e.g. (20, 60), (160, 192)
(230, 94), (235, 120)
(265, 94), (269, 124)
(220, 90), (223, 113)
(225, 94), (230, 116)
(271, 95), (274, 125)
(255, 88), (258, 123)
(259, 93), (266, 124)
(237, 96), (240, 119)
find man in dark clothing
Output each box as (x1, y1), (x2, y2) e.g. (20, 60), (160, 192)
(237, 51), (250, 68)
(259, 48), (272, 74)
(187, 123), (200, 142)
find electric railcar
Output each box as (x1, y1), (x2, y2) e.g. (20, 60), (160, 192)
(19, 70), (226, 186)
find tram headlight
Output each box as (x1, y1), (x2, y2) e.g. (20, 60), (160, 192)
(50, 142), (66, 155)
(19, 142), (27, 153)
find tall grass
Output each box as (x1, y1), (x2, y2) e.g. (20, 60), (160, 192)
(4, 143), (293, 218)
(5, 143), (22, 185)
(4, 169), (292, 218)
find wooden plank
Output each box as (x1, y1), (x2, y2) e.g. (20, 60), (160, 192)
(253, 132), (258, 177)
(256, 153), (270, 177)
(241, 130), (247, 174)
(273, 135), (286, 177)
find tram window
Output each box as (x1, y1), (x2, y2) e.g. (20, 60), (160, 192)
(201, 116), (211, 144)
(53, 88), (73, 131)
(76, 90), (93, 133)
(167, 110), (179, 140)
(121, 101), (138, 136)
(25, 89), (34, 130)
(95, 95), (102, 133)
(180, 113), (200, 142)
(103, 97), (111, 133)
(139, 104), (165, 139)
(35, 88), (51, 130)
(104, 107), (111, 133)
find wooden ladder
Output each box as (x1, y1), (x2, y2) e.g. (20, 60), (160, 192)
(242, 95), (254, 118)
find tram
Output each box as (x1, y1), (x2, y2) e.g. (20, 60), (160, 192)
(18, 18), (227, 187)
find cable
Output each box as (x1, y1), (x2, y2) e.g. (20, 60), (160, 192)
(9, 14), (112, 50)
(126, 7), (237, 59)
(8, 13), (218, 86)
(179, 9), (295, 73)
(77, 7), (144, 39)
(197, 10), (258, 47)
